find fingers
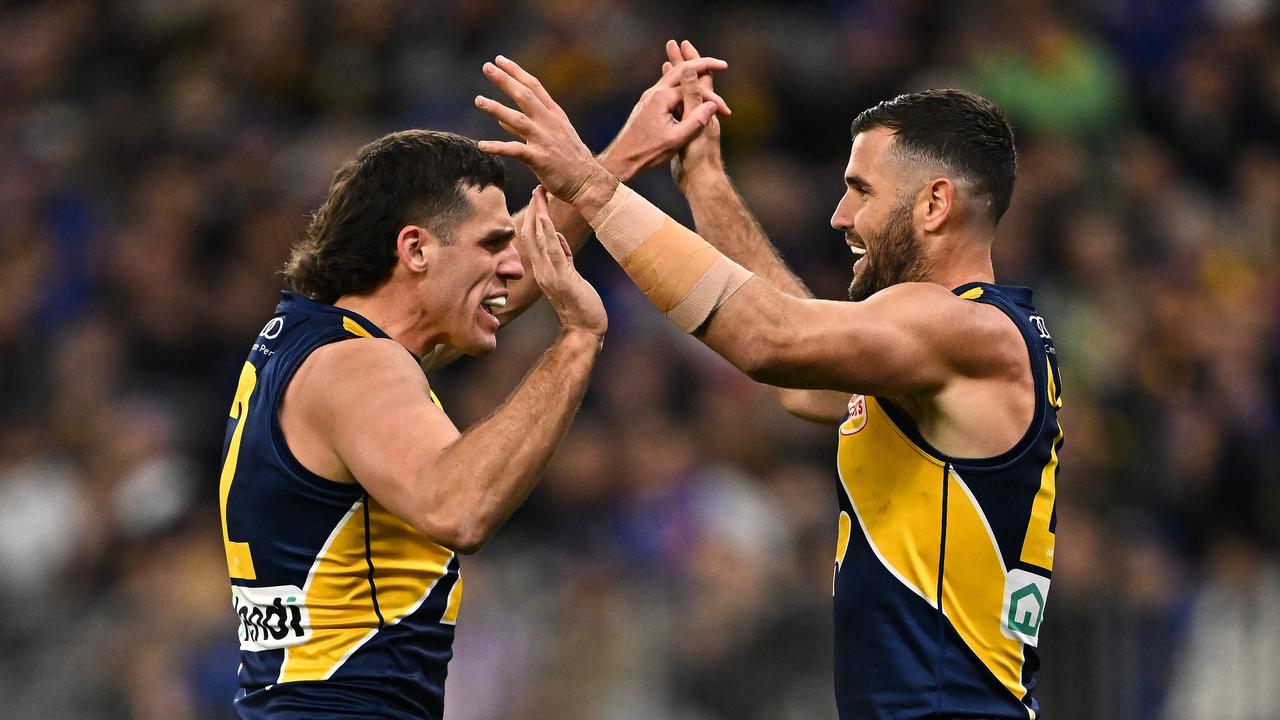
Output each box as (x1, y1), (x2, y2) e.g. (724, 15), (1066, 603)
(657, 56), (728, 86)
(531, 185), (548, 219)
(528, 187), (572, 276)
(687, 100), (718, 127)
(657, 55), (730, 115)
(539, 214), (567, 269)
(680, 65), (703, 116)
(667, 99), (720, 146)
(666, 39), (683, 66)
(476, 138), (530, 162)
(527, 187), (552, 272)
(482, 60), (547, 117)
(680, 40), (701, 61)
(492, 55), (559, 111)
(474, 95), (532, 137)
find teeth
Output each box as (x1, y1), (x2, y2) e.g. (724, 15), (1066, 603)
(850, 246), (866, 256)
(481, 296), (507, 309)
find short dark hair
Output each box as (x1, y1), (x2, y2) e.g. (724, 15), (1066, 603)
(283, 130), (505, 303)
(851, 89), (1017, 224)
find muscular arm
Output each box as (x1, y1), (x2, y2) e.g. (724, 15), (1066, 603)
(473, 55), (1001, 399)
(299, 329), (599, 554)
(680, 169), (850, 422)
(308, 191), (604, 554)
(665, 39), (846, 421)
(424, 56), (731, 371)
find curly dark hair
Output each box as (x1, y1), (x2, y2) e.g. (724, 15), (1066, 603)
(851, 89), (1017, 224)
(283, 130), (505, 303)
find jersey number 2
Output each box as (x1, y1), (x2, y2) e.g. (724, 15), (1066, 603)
(220, 361), (259, 580)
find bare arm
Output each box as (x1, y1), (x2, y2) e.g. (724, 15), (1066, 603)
(663, 41), (848, 421)
(678, 170), (849, 421)
(424, 55), (732, 371)
(310, 328), (598, 554)
(300, 190), (606, 553)
(473, 56), (1016, 399)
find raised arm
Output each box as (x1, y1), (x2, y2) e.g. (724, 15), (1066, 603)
(663, 40), (849, 422)
(290, 189), (605, 553)
(422, 54), (731, 371)
(473, 55), (1018, 399)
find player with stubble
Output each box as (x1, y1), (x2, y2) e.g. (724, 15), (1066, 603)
(476, 42), (1064, 720)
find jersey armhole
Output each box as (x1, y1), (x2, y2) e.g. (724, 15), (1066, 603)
(267, 333), (368, 498)
(956, 292), (1049, 471)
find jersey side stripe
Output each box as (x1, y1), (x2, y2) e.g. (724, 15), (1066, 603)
(280, 499), (376, 683)
(944, 469), (1030, 705)
(363, 499), (455, 627)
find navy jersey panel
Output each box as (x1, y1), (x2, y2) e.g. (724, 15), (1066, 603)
(832, 283), (1062, 720)
(220, 291), (462, 719)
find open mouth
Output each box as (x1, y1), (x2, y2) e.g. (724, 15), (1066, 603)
(479, 295), (507, 324)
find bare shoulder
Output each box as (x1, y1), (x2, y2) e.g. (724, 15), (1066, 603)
(863, 283), (1027, 380)
(292, 337), (433, 415)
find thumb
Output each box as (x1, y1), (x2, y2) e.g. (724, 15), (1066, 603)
(686, 100), (718, 128)
(668, 100), (719, 146)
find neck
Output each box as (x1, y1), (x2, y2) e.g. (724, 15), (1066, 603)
(334, 284), (440, 358)
(924, 229), (996, 290)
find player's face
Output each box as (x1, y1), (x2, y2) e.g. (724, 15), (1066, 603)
(830, 128), (932, 301)
(426, 185), (522, 355)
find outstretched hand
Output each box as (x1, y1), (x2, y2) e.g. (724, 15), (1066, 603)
(518, 185), (607, 338)
(475, 54), (723, 213)
(598, 41), (732, 181)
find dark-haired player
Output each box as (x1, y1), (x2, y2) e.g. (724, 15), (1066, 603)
(476, 43), (1063, 719)
(219, 54), (729, 720)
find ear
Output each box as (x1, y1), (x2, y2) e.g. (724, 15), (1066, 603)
(919, 177), (954, 233)
(396, 225), (434, 273)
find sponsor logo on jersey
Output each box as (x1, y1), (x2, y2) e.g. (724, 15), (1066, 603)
(840, 395), (868, 435)
(259, 317), (284, 340)
(232, 584), (311, 651)
(1000, 569), (1051, 647)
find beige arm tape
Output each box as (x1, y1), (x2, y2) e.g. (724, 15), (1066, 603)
(589, 184), (754, 332)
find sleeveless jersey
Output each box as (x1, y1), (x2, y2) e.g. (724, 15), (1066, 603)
(832, 283), (1063, 719)
(218, 291), (463, 720)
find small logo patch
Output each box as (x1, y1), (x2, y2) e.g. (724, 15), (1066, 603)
(840, 395), (868, 435)
(232, 584), (311, 651)
(1000, 569), (1051, 647)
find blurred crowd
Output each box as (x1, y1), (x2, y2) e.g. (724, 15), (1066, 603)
(1, 0), (1277, 718)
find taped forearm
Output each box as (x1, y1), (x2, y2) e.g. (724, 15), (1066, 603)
(589, 183), (753, 332)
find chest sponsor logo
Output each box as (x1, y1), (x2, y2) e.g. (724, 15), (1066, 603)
(1000, 569), (1051, 647)
(840, 395), (868, 436)
(232, 584), (311, 651)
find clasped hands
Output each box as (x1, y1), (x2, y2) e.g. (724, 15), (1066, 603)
(474, 40), (730, 215)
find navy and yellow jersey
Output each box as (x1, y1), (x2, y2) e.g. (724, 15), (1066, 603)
(832, 283), (1063, 720)
(218, 291), (462, 720)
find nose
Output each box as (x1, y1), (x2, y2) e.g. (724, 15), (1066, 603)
(498, 244), (524, 281)
(831, 190), (854, 231)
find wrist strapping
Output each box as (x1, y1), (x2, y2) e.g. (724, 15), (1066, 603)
(588, 184), (754, 333)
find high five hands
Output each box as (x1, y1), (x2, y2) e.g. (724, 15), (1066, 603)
(474, 48), (728, 213)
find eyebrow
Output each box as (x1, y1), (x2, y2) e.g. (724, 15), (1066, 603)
(482, 227), (516, 244)
(846, 174), (871, 191)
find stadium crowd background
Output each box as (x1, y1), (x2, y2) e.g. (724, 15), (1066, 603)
(1, 0), (1277, 718)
